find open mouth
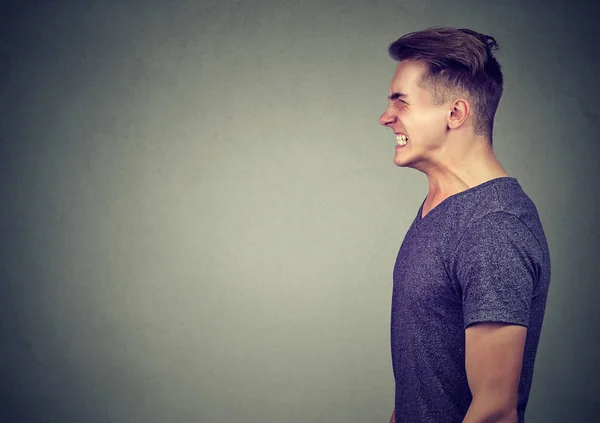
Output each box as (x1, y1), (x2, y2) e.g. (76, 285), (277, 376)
(396, 134), (408, 147)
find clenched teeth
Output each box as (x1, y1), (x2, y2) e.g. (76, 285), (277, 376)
(396, 134), (408, 146)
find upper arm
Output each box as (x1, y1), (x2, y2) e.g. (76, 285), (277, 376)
(465, 322), (526, 408)
(455, 213), (541, 411)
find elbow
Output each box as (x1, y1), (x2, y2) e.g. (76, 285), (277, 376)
(465, 397), (518, 423)
(490, 406), (517, 423)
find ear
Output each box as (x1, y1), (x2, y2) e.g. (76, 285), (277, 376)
(447, 98), (470, 129)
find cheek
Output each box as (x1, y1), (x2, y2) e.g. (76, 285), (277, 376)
(409, 110), (446, 134)
(398, 112), (429, 134)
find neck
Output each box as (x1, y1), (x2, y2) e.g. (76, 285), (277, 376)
(420, 135), (509, 208)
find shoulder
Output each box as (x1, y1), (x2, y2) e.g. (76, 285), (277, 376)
(456, 211), (543, 258)
(449, 211), (545, 284)
(452, 178), (547, 255)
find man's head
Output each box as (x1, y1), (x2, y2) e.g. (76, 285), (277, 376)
(379, 27), (504, 169)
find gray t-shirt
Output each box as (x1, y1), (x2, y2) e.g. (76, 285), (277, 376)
(391, 177), (550, 423)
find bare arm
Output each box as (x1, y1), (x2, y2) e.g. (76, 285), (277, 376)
(462, 322), (526, 423)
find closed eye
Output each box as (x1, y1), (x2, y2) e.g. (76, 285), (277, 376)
(390, 98), (407, 107)
(387, 92), (408, 106)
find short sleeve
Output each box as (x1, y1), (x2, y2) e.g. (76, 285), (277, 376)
(453, 212), (543, 329)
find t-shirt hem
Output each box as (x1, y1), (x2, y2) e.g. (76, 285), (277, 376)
(464, 309), (529, 329)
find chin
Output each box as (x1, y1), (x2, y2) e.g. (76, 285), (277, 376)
(393, 153), (413, 168)
(394, 148), (427, 169)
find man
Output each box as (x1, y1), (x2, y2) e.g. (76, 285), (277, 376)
(379, 28), (551, 423)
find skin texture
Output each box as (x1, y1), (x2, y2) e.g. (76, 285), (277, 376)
(462, 323), (526, 423)
(380, 61), (525, 423)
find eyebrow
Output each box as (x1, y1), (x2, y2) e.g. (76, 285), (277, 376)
(387, 92), (407, 101)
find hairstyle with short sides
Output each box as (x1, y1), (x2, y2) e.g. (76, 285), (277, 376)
(388, 27), (504, 141)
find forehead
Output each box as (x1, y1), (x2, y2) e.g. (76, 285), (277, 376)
(389, 60), (428, 95)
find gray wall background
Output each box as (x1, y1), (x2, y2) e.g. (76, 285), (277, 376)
(1, 0), (598, 422)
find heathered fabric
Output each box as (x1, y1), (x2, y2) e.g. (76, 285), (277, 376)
(391, 177), (550, 423)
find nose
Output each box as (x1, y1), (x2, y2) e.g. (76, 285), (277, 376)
(379, 108), (396, 127)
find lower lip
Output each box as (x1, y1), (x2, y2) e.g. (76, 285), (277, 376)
(395, 144), (406, 150)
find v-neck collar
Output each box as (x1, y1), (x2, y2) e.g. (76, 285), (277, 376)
(416, 177), (518, 222)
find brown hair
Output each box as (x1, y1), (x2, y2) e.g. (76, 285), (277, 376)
(388, 27), (503, 141)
